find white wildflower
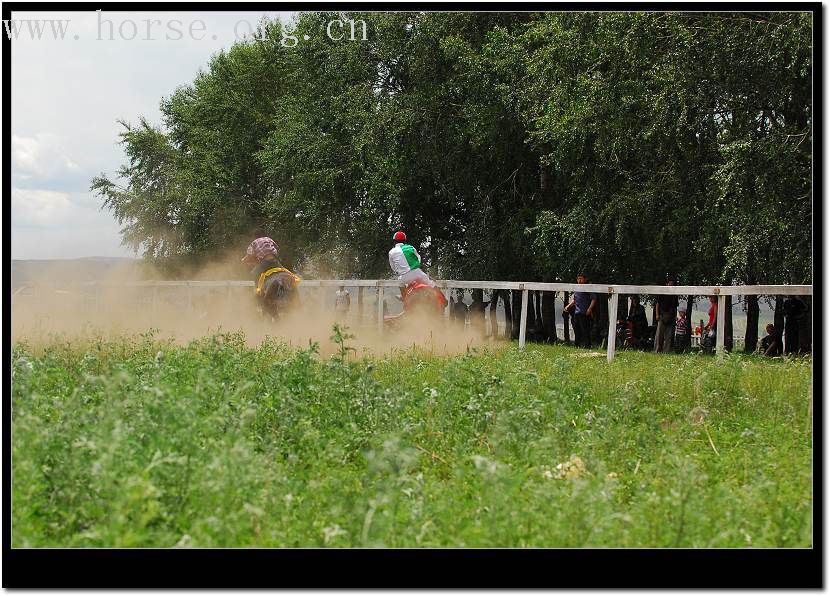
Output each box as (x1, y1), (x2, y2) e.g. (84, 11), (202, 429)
(554, 455), (587, 479)
(322, 524), (348, 544)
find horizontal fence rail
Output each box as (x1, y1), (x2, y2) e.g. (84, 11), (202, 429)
(14, 279), (814, 295)
(12, 279), (812, 362)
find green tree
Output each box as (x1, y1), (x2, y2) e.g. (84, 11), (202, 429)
(93, 10), (812, 310)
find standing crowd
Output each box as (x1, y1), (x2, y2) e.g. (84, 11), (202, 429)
(566, 272), (809, 356)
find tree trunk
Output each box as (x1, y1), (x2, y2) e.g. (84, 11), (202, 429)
(686, 295), (695, 350)
(510, 289), (522, 340)
(593, 294), (609, 347)
(541, 292), (556, 342)
(724, 295), (734, 352)
(550, 293), (559, 342)
(358, 287), (364, 323)
(489, 290), (499, 338)
(503, 290), (513, 339)
(799, 296), (812, 353)
(562, 291), (571, 344)
(528, 291), (538, 341)
(744, 294), (759, 353)
(535, 291), (544, 338)
(774, 296), (784, 339)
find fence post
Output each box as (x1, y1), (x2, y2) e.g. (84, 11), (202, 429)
(320, 286), (327, 313)
(607, 290), (619, 363)
(225, 282), (232, 313)
(518, 287), (529, 349)
(716, 293), (726, 359)
(376, 284), (384, 335)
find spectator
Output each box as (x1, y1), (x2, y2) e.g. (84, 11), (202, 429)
(626, 295), (649, 348)
(564, 273), (597, 348)
(702, 296), (718, 351)
(760, 323), (783, 357)
(451, 292), (468, 328)
(674, 307), (690, 353)
(469, 289), (490, 338)
(616, 314), (628, 348)
(782, 296), (807, 355)
(654, 276), (679, 353)
(335, 286), (351, 319)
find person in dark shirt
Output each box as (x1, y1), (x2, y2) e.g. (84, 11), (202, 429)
(564, 273), (597, 348)
(626, 295), (648, 348)
(654, 276), (679, 353)
(674, 307), (690, 353)
(760, 323), (783, 357)
(782, 297), (807, 355)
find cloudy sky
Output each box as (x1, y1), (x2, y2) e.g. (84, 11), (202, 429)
(11, 9), (293, 259)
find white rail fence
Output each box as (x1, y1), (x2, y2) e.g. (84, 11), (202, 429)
(12, 279), (812, 363)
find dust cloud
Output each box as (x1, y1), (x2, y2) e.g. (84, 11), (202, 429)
(11, 255), (503, 358)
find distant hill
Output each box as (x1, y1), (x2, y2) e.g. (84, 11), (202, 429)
(12, 257), (145, 288)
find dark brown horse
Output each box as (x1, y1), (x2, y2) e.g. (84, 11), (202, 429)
(259, 270), (301, 319)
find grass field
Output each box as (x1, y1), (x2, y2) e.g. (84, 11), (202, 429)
(11, 327), (813, 547)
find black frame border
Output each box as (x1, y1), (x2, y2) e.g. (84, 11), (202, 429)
(2, 1), (822, 589)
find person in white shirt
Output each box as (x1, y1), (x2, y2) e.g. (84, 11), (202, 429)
(334, 286), (351, 319)
(388, 230), (435, 287)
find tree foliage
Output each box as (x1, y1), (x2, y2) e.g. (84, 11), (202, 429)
(93, 11), (812, 283)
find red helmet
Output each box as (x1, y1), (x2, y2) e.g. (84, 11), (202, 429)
(393, 230), (407, 242)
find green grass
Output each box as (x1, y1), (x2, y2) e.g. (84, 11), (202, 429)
(11, 328), (812, 547)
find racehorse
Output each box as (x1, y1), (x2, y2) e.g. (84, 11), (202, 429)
(256, 267), (302, 319)
(384, 281), (447, 329)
